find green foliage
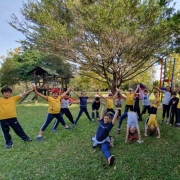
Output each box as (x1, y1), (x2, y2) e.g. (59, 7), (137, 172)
(9, 0), (179, 92)
(0, 102), (180, 179)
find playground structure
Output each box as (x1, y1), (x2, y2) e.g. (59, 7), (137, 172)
(19, 66), (74, 104)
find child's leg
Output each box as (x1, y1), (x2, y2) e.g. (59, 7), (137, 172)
(137, 108), (142, 121)
(84, 108), (92, 121)
(9, 118), (31, 141)
(56, 113), (66, 127)
(92, 110), (95, 120)
(0, 120), (13, 146)
(130, 105), (134, 111)
(177, 108), (180, 125)
(96, 110), (99, 119)
(101, 142), (111, 160)
(74, 108), (84, 124)
(162, 104), (167, 121)
(65, 108), (74, 124)
(169, 111), (175, 125)
(175, 111), (178, 124)
(52, 119), (59, 130)
(141, 106), (146, 115)
(39, 114), (55, 135)
(166, 105), (170, 120)
(110, 109), (115, 114)
(144, 116), (149, 129)
(124, 105), (128, 112)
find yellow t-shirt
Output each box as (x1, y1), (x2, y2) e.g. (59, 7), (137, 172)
(106, 98), (114, 109)
(0, 95), (21, 120)
(47, 96), (61, 114)
(148, 114), (158, 127)
(126, 93), (134, 105)
(177, 96), (180, 109)
(152, 97), (160, 108)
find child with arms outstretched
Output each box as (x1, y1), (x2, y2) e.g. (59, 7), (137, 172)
(34, 87), (71, 141)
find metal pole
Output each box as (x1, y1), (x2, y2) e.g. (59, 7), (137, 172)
(171, 58), (176, 89)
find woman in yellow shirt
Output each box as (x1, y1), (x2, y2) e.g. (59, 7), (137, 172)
(34, 87), (71, 141)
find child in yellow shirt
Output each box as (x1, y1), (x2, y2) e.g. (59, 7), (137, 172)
(0, 86), (33, 149)
(34, 87), (71, 141)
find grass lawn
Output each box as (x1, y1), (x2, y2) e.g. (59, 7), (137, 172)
(0, 98), (180, 180)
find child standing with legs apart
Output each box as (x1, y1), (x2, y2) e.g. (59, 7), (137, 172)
(92, 97), (101, 121)
(0, 87), (33, 149)
(35, 87), (71, 141)
(52, 93), (74, 132)
(91, 103), (120, 166)
(72, 90), (95, 126)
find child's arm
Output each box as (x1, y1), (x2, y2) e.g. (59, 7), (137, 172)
(61, 87), (71, 97)
(71, 89), (80, 98)
(136, 127), (142, 142)
(125, 127), (129, 143)
(134, 84), (139, 93)
(157, 127), (161, 138)
(149, 87), (154, 96)
(98, 90), (106, 100)
(100, 102), (106, 120)
(34, 86), (47, 101)
(88, 92), (96, 98)
(153, 86), (163, 93)
(144, 125), (148, 136)
(113, 91), (118, 100)
(112, 108), (121, 125)
(21, 89), (33, 97)
(116, 88), (126, 99)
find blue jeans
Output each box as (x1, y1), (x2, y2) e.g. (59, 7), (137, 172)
(75, 107), (91, 124)
(117, 112), (128, 128)
(41, 113), (65, 131)
(101, 141), (111, 160)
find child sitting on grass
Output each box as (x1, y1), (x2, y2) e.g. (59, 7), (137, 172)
(0, 86), (33, 149)
(91, 103), (120, 166)
(34, 87), (71, 141)
(145, 114), (160, 138)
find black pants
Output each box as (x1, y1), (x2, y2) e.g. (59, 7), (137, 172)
(124, 105), (133, 112)
(53, 108), (74, 129)
(134, 107), (142, 121)
(104, 108), (115, 115)
(162, 104), (170, 119)
(169, 111), (178, 125)
(75, 107), (91, 124)
(0, 118), (30, 146)
(141, 105), (150, 115)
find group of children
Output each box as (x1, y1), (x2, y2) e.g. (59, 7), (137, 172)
(0, 85), (180, 166)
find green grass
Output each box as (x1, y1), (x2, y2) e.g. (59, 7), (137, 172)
(0, 100), (180, 180)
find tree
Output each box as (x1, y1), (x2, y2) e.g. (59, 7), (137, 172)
(9, 0), (179, 93)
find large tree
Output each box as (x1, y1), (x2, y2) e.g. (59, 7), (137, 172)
(9, 0), (179, 93)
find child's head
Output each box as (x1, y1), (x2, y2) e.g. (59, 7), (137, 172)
(103, 114), (111, 124)
(144, 89), (148, 95)
(81, 91), (86, 97)
(95, 97), (100, 102)
(51, 88), (59, 99)
(129, 126), (136, 135)
(165, 86), (171, 92)
(154, 91), (158, 98)
(171, 91), (177, 97)
(64, 93), (70, 99)
(108, 93), (113, 98)
(128, 88), (133, 94)
(1, 86), (12, 99)
(149, 125), (156, 136)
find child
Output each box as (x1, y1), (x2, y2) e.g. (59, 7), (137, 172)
(154, 86), (172, 123)
(35, 87), (71, 141)
(92, 96), (101, 121)
(91, 103), (120, 166)
(98, 90), (117, 114)
(71, 90), (95, 125)
(52, 93), (74, 132)
(133, 93), (142, 121)
(168, 91), (179, 126)
(145, 114), (160, 138)
(115, 92), (124, 117)
(141, 89), (152, 117)
(125, 111), (143, 143)
(0, 86), (33, 149)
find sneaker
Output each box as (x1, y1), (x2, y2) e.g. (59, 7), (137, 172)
(108, 155), (115, 166)
(5, 144), (13, 149)
(169, 124), (172, 126)
(52, 129), (56, 132)
(65, 126), (71, 130)
(117, 128), (121, 134)
(92, 119), (95, 122)
(37, 136), (43, 142)
(24, 138), (32, 142)
(73, 123), (77, 127)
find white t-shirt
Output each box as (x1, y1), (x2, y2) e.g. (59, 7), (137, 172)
(127, 112), (139, 128)
(142, 94), (150, 106)
(162, 90), (171, 105)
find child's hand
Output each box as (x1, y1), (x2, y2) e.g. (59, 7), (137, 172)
(144, 133), (148, 137)
(101, 102), (106, 106)
(116, 107), (121, 110)
(137, 140), (144, 144)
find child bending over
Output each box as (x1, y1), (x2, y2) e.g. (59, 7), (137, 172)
(92, 96), (101, 121)
(91, 103), (120, 166)
(145, 114), (160, 138)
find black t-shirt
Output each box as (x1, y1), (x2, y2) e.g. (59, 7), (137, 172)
(169, 97), (179, 112)
(92, 101), (100, 110)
